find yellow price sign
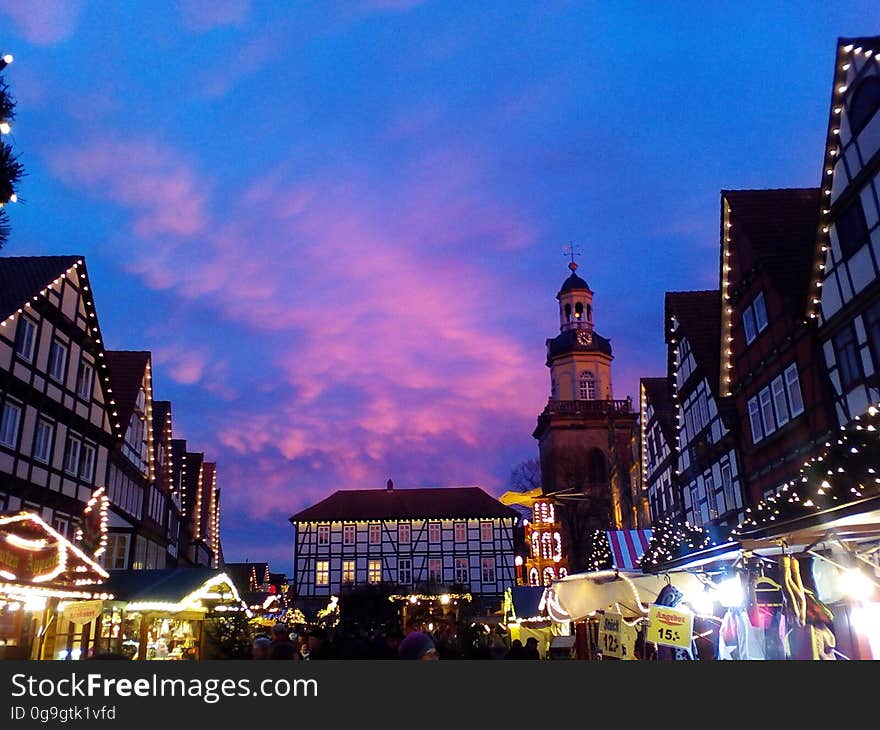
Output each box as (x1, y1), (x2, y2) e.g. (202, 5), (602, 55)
(598, 611), (637, 659)
(646, 604), (693, 650)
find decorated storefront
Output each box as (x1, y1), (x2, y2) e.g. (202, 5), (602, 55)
(0, 498), (112, 659)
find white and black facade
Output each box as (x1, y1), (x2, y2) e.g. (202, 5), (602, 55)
(290, 483), (519, 607)
(812, 37), (880, 427)
(0, 256), (115, 541)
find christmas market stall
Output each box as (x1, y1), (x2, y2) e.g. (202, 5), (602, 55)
(638, 406), (880, 660)
(0, 489), (112, 660)
(95, 568), (246, 660)
(502, 586), (560, 657)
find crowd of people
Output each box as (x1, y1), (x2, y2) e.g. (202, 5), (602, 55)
(250, 622), (544, 660)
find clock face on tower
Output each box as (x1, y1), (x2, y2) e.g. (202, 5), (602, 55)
(577, 329), (592, 346)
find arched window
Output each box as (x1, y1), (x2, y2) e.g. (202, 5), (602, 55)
(579, 371), (596, 400)
(587, 304), (593, 322)
(553, 532), (562, 561)
(558, 567), (568, 579)
(531, 533), (540, 557)
(541, 532), (553, 559)
(850, 76), (880, 135)
(542, 567), (555, 586)
(529, 568), (540, 586)
(574, 302), (584, 320)
(588, 449), (607, 484)
(564, 303), (572, 322)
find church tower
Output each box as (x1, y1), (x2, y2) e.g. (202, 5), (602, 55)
(533, 260), (639, 571)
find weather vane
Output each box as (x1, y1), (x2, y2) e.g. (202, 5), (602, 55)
(563, 242), (582, 271)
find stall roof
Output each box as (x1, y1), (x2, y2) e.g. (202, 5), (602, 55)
(607, 529), (652, 571)
(102, 568), (228, 603)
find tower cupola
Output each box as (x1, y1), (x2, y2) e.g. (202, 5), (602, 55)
(557, 261), (593, 333)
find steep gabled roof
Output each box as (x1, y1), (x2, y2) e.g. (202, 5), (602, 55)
(0, 255), (81, 320)
(290, 486), (520, 523)
(807, 36), (880, 320)
(104, 350), (150, 432)
(722, 188), (821, 314)
(664, 290), (721, 392)
(641, 376), (676, 445)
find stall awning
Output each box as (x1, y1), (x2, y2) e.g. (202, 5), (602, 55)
(102, 568), (244, 613)
(607, 529), (652, 570)
(508, 586), (546, 621)
(550, 569), (704, 621)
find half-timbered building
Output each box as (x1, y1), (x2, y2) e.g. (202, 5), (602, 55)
(640, 376), (679, 524)
(722, 188), (837, 504)
(810, 36), (880, 428)
(0, 256), (115, 540)
(665, 290), (745, 529)
(290, 482), (519, 608)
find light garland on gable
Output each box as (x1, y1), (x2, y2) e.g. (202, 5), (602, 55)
(720, 198), (734, 396)
(734, 403), (880, 535)
(805, 40), (880, 323)
(75, 486), (109, 559)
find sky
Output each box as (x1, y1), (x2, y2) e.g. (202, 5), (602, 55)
(0, 1), (877, 573)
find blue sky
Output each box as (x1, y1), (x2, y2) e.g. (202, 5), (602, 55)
(0, 1), (876, 572)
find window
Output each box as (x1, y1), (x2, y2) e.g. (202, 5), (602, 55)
(33, 419), (54, 463)
(428, 522), (441, 544)
(742, 292), (768, 345)
(0, 401), (21, 448)
(51, 515), (69, 539)
(480, 521), (493, 542)
(398, 522), (410, 544)
(104, 533), (129, 570)
(529, 568), (539, 586)
(850, 76), (880, 136)
(47, 339), (68, 383)
(837, 197), (870, 259)
(398, 558), (411, 585)
(14, 317), (36, 361)
(455, 558), (469, 584)
(428, 559), (442, 583)
(317, 525), (330, 546)
(76, 361), (94, 400)
(721, 464), (735, 513)
(578, 371), (596, 400)
(454, 522), (467, 542)
(676, 338), (696, 386)
(747, 397), (762, 444)
(771, 376), (790, 427)
(759, 389), (776, 436)
(742, 306), (757, 344)
(369, 523), (381, 544)
(834, 326), (863, 388)
(63, 434), (81, 475)
(542, 567), (555, 586)
(316, 561), (329, 586)
(342, 560), (355, 584)
(368, 559), (382, 584)
(481, 557), (496, 584)
(531, 533), (539, 557)
(784, 365), (804, 417)
(753, 292), (768, 332)
(343, 524), (356, 545)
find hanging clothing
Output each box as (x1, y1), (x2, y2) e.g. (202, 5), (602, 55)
(719, 608), (766, 660)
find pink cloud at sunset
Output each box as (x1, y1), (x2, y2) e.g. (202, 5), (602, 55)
(0, 0), (84, 45)
(179, 0), (251, 33)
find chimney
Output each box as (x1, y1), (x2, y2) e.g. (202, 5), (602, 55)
(386, 479), (394, 492)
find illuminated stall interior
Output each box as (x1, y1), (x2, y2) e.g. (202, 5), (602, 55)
(389, 591), (472, 633)
(92, 568), (245, 660)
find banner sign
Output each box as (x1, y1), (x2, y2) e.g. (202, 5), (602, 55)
(63, 599), (104, 625)
(646, 604), (693, 649)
